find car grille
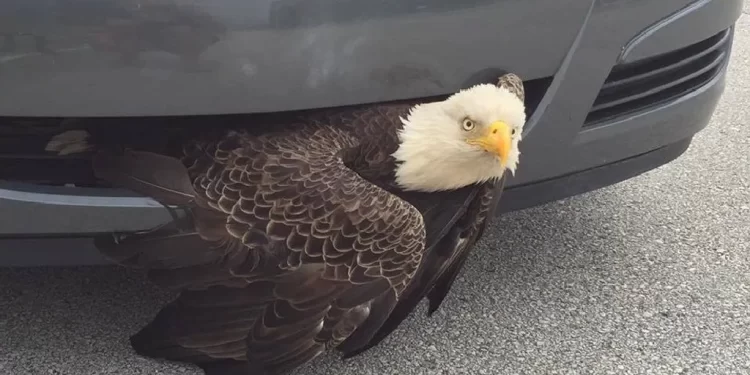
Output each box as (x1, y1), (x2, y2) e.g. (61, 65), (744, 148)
(585, 28), (732, 126)
(0, 117), (208, 187)
(0, 118), (98, 186)
(0, 74), (552, 187)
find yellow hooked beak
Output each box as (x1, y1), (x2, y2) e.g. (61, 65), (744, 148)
(467, 121), (512, 165)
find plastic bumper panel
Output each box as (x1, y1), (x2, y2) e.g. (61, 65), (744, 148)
(0, 183), (170, 235)
(0, 0), (743, 236)
(0, 0), (744, 266)
(508, 0), (741, 187)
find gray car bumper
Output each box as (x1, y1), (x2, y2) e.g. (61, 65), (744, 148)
(0, 0), (744, 266)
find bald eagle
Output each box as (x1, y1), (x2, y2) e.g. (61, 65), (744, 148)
(45, 73), (526, 374)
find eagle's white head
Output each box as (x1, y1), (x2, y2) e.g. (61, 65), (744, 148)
(393, 73), (527, 192)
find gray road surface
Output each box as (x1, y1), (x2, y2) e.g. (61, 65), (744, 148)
(2, 14), (750, 375)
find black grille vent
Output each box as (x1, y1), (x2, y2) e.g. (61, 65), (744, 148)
(585, 28), (732, 126)
(0, 75), (551, 187)
(0, 118), (97, 186)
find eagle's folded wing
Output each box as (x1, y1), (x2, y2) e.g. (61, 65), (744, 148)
(91, 126), (426, 374)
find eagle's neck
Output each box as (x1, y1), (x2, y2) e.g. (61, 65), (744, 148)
(343, 132), (402, 193)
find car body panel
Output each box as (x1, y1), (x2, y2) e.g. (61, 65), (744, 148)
(0, 0), (590, 116)
(0, 0), (743, 266)
(502, 0), (740, 185)
(0, 181), (171, 235)
(619, 0), (743, 64)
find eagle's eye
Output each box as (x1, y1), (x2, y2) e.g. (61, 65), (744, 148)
(511, 128), (517, 136)
(461, 118), (475, 131)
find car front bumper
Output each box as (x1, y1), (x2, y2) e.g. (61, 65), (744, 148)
(0, 0), (743, 266)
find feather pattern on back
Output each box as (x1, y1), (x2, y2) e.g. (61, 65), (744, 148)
(91, 115), (428, 374)
(77, 74), (524, 374)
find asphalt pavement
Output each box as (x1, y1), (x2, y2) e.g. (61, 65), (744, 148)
(2, 13), (750, 375)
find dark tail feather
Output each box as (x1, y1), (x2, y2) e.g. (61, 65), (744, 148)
(200, 360), (268, 375)
(428, 177), (506, 315)
(130, 301), (249, 364)
(94, 220), (223, 270)
(426, 253), (471, 315)
(92, 149), (199, 206)
(46, 131), (202, 207)
(130, 322), (264, 375)
(336, 290), (397, 358)
(130, 304), (208, 362)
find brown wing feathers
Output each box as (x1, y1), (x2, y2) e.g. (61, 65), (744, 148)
(91, 124), (426, 374)
(87, 74), (520, 374)
(92, 149), (199, 206)
(337, 179), (501, 358)
(339, 74), (522, 357)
